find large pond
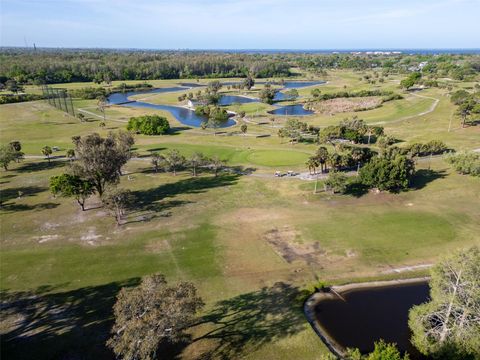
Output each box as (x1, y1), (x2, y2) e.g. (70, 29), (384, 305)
(107, 90), (236, 128)
(107, 79), (325, 126)
(313, 281), (429, 358)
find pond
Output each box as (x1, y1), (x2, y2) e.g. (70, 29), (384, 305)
(106, 79), (326, 126)
(107, 90), (236, 128)
(312, 281), (429, 358)
(268, 104), (314, 116)
(218, 95), (259, 106)
(282, 80), (326, 89)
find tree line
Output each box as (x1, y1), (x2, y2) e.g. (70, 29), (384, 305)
(0, 50), (291, 84)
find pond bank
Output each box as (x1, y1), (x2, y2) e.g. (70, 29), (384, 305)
(304, 277), (430, 358)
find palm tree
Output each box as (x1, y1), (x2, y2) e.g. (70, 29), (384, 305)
(350, 148), (364, 173)
(306, 157), (319, 175)
(315, 146), (329, 173)
(328, 153), (342, 172)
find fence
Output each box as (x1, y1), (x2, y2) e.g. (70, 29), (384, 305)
(41, 86), (76, 117)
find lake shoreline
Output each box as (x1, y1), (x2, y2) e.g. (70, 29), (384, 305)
(304, 277), (430, 358)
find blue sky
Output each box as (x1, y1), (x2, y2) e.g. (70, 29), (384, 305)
(1, 0), (479, 49)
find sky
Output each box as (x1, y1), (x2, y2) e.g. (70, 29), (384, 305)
(1, 0), (479, 49)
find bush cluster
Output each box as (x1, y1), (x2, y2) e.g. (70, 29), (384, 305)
(127, 115), (170, 135)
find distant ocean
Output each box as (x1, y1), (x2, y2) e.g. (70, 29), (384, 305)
(1, 47), (479, 55)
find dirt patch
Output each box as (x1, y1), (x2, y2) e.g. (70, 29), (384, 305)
(264, 226), (325, 265)
(40, 222), (60, 231)
(34, 234), (59, 244)
(80, 227), (102, 245)
(310, 97), (382, 115)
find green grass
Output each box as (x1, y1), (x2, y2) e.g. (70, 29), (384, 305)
(305, 210), (457, 263)
(1, 70), (479, 360)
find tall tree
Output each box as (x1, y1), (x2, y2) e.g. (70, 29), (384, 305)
(306, 157), (319, 175)
(315, 146), (329, 173)
(151, 152), (165, 173)
(107, 274), (204, 360)
(409, 247), (480, 359)
(208, 155), (225, 177)
(71, 132), (134, 196)
(163, 149), (185, 176)
(102, 188), (134, 225)
(242, 75), (255, 90)
(97, 95), (107, 122)
(189, 152), (204, 177)
(240, 123), (248, 136)
(50, 174), (94, 211)
(41, 146), (53, 163)
(0, 144), (18, 170)
(359, 155), (415, 192)
(259, 84), (277, 104)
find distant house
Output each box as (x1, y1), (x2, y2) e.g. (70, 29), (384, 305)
(408, 61), (428, 72)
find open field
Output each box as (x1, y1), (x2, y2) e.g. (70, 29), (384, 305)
(1, 69), (479, 359)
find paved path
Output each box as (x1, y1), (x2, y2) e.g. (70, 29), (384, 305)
(371, 92), (440, 125)
(77, 107), (128, 123)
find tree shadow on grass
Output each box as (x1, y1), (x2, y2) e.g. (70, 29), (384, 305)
(345, 181), (370, 198)
(127, 174), (240, 221)
(410, 169), (448, 190)
(169, 126), (191, 135)
(0, 186), (59, 212)
(192, 282), (308, 360)
(133, 174), (240, 205)
(14, 160), (66, 173)
(1, 279), (196, 360)
(1, 279), (139, 360)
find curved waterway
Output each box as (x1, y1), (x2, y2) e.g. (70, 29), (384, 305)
(308, 280), (429, 359)
(107, 80), (324, 126)
(107, 89), (236, 128)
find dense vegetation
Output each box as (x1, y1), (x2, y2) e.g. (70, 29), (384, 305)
(127, 115), (170, 135)
(0, 49), (292, 84)
(1, 49), (479, 85)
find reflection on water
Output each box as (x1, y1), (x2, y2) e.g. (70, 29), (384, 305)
(107, 79), (325, 126)
(107, 91), (235, 128)
(268, 104), (314, 116)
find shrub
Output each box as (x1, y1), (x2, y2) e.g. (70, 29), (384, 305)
(127, 115), (170, 135)
(403, 140), (448, 157)
(444, 151), (480, 177)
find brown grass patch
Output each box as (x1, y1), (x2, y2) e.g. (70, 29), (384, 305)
(311, 97), (382, 115)
(264, 226), (326, 265)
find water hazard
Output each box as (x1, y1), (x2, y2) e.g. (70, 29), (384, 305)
(313, 281), (429, 358)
